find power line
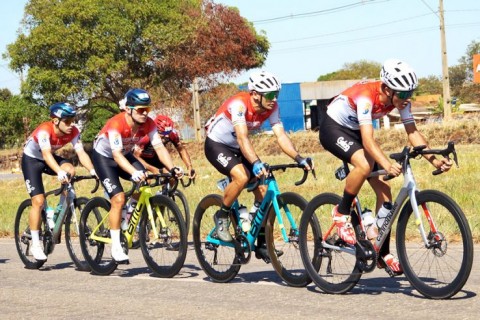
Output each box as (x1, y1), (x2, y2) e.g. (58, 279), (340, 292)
(270, 22), (480, 54)
(272, 12), (434, 44)
(252, 0), (391, 24)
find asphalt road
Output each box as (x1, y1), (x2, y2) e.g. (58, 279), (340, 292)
(1, 238), (479, 319)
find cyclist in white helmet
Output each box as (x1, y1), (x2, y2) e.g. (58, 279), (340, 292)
(204, 70), (313, 262)
(319, 59), (452, 276)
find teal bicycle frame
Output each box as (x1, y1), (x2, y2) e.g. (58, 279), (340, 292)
(206, 163), (310, 251)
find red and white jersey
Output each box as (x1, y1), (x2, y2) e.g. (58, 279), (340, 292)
(23, 121), (83, 160)
(206, 92), (282, 148)
(94, 112), (163, 158)
(136, 129), (181, 159)
(327, 80), (414, 130)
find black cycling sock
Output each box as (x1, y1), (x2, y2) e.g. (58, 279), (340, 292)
(338, 190), (356, 215)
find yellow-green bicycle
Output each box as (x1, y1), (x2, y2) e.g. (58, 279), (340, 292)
(79, 172), (187, 276)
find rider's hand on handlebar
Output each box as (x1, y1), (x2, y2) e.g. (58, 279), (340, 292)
(252, 160), (267, 178)
(434, 157), (453, 173)
(57, 170), (69, 183)
(172, 166), (184, 178)
(387, 162), (402, 177)
(295, 155), (314, 171)
(131, 170), (147, 182)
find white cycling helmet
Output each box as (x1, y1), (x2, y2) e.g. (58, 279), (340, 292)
(247, 70), (281, 93)
(380, 59), (418, 91)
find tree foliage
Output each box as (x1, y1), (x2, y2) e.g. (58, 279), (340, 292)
(0, 95), (48, 148)
(5, 0), (268, 112)
(317, 60), (381, 81)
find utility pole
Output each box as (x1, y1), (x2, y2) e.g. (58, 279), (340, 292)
(192, 78), (202, 141)
(439, 0), (452, 120)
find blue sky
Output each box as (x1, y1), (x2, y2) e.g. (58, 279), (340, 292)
(1, 0), (480, 94)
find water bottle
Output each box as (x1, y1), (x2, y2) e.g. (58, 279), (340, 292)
(238, 205), (251, 232)
(121, 206), (129, 230)
(126, 198), (137, 220)
(376, 202), (393, 229)
(361, 209), (378, 240)
(46, 206), (55, 229)
(249, 201), (261, 220)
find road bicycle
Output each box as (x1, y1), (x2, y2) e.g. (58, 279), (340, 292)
(193, 161), (315, 287)
(14, 174), (99, 270)
(79, 171), (187, 276)
(299, 141), (473, 299)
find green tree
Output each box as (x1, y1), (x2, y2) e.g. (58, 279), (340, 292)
(317, 60), (381, 81)
(0, 88), (12, 102)
(4, 0), (268, 114)
(417, 75), (442, 95)
(452, 40), (480, 104)
(0, 95), (48, 148)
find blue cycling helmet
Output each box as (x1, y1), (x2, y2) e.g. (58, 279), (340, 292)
(49, 102), (76, 119)
(125, 88), (151, 107)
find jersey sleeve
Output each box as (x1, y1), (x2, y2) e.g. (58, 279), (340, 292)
(71, 130), (84, 151)
(229, 100), (247, 126)
(268, 105), (283, 128)
(356, 96), (374, 126)
(36, 129), (52, 151)
(399, 103), (415, 125)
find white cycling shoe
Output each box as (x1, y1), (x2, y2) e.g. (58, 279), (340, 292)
(111, 246), (129, 264)
(31, 244), (47, 261)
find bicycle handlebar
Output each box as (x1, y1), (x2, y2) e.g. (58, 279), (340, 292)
(126, 168), (182, 197)
(52, 174), (99, 196)
(246, 159), (315, 192)
(384, 141), (458, 180)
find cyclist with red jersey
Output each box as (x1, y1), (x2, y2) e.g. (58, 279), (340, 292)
(205, 70), (313, 261)
(133, 115), (196, 179)
(320, 59), (452, 275)
(22, 102), (96, 261)
(92, 88), (182, 263)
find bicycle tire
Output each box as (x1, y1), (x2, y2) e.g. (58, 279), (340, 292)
(14, 199), (47, 269)
(79, 197), (118, 275)
(170, 189), (190, 238)
(266, 192), (311, 287)
(299, 193), (362, 294)
(139, 194), (188, 277)
(64, 197), (91, 271)
(193, 194), (241, 283)
(396, 190), (474, 299)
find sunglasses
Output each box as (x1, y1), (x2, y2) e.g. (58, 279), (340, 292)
(61, 118), (75, 125)
(395, 90), (414, 100)
(133, 107), (151, 113)
(260, 91), (279, 101)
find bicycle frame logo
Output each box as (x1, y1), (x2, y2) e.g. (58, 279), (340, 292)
(376, 201), (398, 242)
(127, 201), (144, 235)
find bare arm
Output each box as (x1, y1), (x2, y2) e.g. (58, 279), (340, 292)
(132, 147), (160, 174)
(235, 123), (259, 164)
(404, 122), (452, 171)
(272, 125), (299, 159)
(112, 149), (138, 175)
(75, 148), (95, 173)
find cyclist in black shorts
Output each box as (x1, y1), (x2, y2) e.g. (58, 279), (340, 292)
(204, 70), (313, 262)
(21, 102), (95, 261)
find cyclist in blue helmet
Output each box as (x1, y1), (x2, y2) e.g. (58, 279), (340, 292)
(21, 102), (96, 261)
(92, 88), (184, 263)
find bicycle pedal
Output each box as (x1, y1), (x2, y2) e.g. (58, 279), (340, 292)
(114, 259), (130, 265)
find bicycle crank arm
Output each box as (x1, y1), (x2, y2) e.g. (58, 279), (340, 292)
(321, 241), (355, 255)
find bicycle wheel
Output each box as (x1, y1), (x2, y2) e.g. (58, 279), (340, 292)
(265, 192), (310, 287)
(14, 199), (47, 269)
(193, 194), (240, 283)
(396, 190), (474, 299)
(299, 193), (362, 294)
(64, 197), (92, 271)
(170, 189), (190, 238)
(79, 197), (118, 275)
(139, 194), (187, 277)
